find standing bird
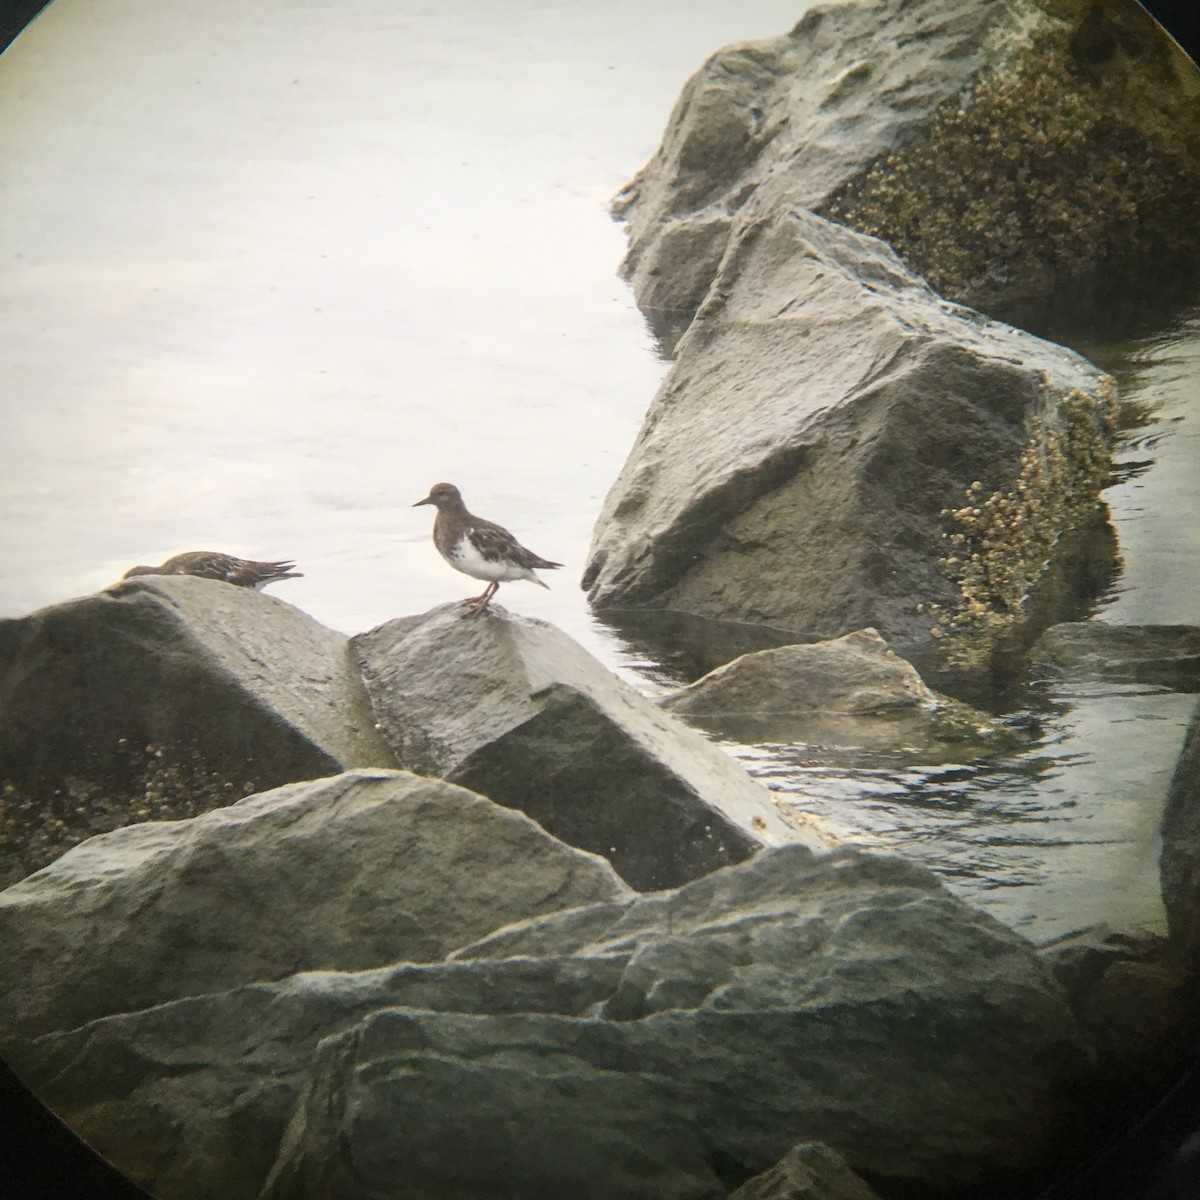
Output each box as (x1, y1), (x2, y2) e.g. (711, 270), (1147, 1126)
(413, 482), (562, 616)
(122, 551), (303, 591)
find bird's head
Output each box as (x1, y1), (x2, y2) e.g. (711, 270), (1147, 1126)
(413, 482), (463, 510)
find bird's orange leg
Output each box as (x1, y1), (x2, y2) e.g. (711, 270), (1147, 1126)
(461, 580), (499, 617)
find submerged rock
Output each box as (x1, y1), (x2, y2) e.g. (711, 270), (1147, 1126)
(351, 603), (832, 889)
(7, 846), (1090, 1200)
(617, 0), (1200, 349)
(663, 627), (939, 716)
(0, 769), (629, 1041)
(1031, 621), (1200, 690)
(0, 576), (394, 886)
(661, 628), (1007, 760)
(583, 208), (1114, 654)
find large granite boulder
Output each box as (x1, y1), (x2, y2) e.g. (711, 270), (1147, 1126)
(617, 0), (1200, 350)
(1031, 621), (1200, 691)
(0, 769), (630, 1041)
(661, 628), (1010, 760)
(4, 956), (633, 1200)
(583, 208), (1114, 653)
(351, 603), (832, 889)
(6, 846), (1090, 1200)
(0, 576), (394, 886)
(261, 847), (1089, 1198)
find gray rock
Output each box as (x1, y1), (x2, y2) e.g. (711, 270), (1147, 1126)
(661, 628), (1010, 761)
(728, 1142), (885, 1200)
(0, 769), (629, 1041)
(1031, 622), (1200, 691)
(0, 576), (394, 886)
(617, 0), (1200, 348)
(263, 847), (1084, 1198)
(5, 846), (1089, 1200)
(261, 848), (1085, 1197)
(2, 849), (1089, 1195)
(1160, 700), (1200, 961)
(6, 956), (631, 1200)
(351, 603), (833, 889)
(662, 628), (939, 718)
(583, 208), (1113, 651)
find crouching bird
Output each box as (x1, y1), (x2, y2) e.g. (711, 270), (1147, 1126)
(122, 551), (302, 591)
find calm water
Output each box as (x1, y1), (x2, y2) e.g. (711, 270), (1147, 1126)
(0, 0), (1196, 941)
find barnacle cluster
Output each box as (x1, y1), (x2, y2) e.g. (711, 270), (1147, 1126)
(930, 381), (1118, 669)
(0, 743), (259, 886)
(821, 16), (1200, 317)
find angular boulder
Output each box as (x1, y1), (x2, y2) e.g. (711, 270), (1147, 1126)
(583, 208), (1114, 650)
(5, 956), (633, 1200)
(259, 847), (1088, 1198)
(0, 576), (394, 885)
(0, 769), (630, 1040)
(618, 0), (1200, 347)
(351, 603), (833, 889)
(1031, 622), (1200, 691)
(7, 846), (1090, 1200)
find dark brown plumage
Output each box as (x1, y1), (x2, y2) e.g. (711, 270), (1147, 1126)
(413, 482), (562, 616)
(122, 552), (302, 591)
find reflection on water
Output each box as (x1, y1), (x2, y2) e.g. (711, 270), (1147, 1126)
(0, 0), (1197, 942)
(716, 685), (1192, 942)
(1098, 310), (1200, 626)
(591, 607), (816, 695)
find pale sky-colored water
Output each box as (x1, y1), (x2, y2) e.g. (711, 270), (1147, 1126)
(0, 0), (816, 651)
(0, 0), (1197, 940)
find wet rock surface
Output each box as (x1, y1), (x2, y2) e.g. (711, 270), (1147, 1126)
(661, 628), (1012, 762)
(0, 576), (394, 886)
(662, 628), (940, 719)
(352, 602), (831, 889)
(583, 207), (1114, 651)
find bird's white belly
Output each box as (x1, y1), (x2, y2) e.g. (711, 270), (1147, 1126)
(448, 535), (531, 583)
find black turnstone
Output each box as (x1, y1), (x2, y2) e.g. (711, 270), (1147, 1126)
(122, 552), (303, 591)
(413, 482), (562, 616)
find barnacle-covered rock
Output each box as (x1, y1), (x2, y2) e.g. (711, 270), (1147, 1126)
(617, 0), (1200, 350)
(584, 209), (1115, 661)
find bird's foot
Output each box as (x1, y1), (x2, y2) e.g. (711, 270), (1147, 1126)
(459, 596), (492, 618)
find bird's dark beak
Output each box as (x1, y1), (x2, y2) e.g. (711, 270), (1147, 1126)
(413, 494), (433, 507)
